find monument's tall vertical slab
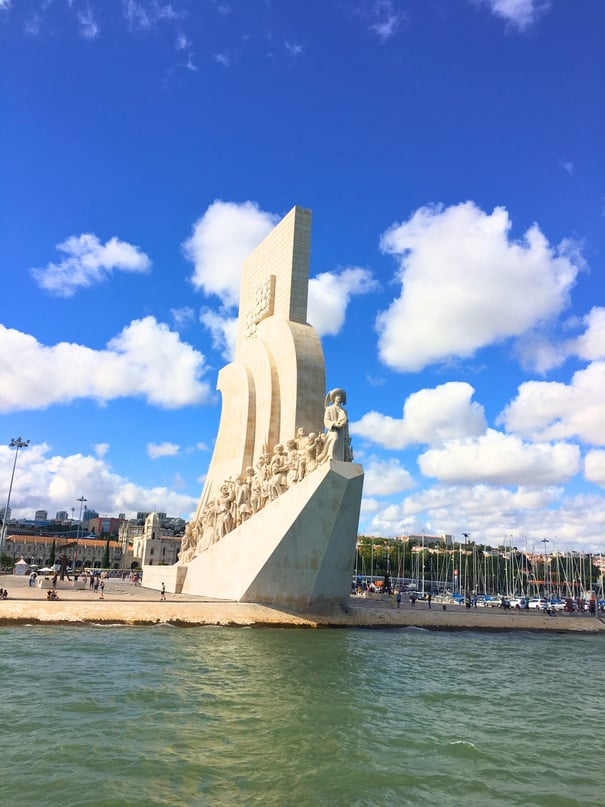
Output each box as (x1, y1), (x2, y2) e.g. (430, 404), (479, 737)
(197, 206), (325, 509)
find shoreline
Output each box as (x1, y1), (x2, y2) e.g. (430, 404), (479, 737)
(1, 576), (604, 632)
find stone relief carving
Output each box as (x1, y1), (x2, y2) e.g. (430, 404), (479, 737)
(243, 275), (276, 338)
(180, 388), (353, 561)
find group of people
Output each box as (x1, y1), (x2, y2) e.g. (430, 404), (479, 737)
(0, 588), (8, 600)
(179, 389), (354, 563)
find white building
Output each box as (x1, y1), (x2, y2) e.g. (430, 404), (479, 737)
(130, 512), (181, 567)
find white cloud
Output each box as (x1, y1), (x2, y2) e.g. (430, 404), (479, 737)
(94, 443), (110, 458)
(0, 1), (11, 11)
(147, 442), (180, 459)
(559, 160), (574, 176)
(285, 41), (303, 56)
(78, 6), (100, 39)
(499, 361), (605, 445)
(0, 317), (212, 413)
(183, 201), (277, 308)
(214, 53), (230, 67)
(308, 268), (378, 337)
(363, 458), (415, 496)
(365, 1), (407, 42)
(474, 0), (549, 31)
(122, 0), (180, 30)
(352, 382), (487, 450)
(571, 307), (605, 361)
(376, 202), (583, 372)
(199, 307), (238, 360)
(585, 451), (605, 488)
(418, 429), (580, 486)
(362, 482), (605, 552)
(175, 31), (190, 50)
(0, 443), (197, 521)
(31, 233), (151, 297)
(170, 306), (195, 330)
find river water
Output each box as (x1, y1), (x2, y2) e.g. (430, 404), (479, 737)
(2, 625), (603, 807)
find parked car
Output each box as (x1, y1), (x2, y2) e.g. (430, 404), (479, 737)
(527, 598), (549, 610)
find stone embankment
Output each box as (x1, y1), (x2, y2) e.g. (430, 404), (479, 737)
(1, 576), (603, 632)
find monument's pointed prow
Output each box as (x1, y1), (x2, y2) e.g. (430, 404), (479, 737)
(143, 207), (363, 612)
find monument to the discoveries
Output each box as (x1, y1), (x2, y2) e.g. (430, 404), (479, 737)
(144, 206), (364, 611)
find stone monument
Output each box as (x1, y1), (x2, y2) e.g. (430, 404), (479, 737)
(143, 206), (364, 611)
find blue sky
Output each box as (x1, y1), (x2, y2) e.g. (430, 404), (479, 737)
(1, 0), (604, 552)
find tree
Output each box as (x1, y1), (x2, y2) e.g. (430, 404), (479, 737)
(102, 539), (110, 569)
(48, 539), (56, 566)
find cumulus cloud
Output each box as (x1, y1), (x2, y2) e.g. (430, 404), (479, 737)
(0, 317), (212, 413)
(473, 0), (549, 31)
(147, 442), (180, 459)
(183, 201), (278, 307)
(199, 307), (238, 360)
(376, 202), (583, 372)
(31, 234), (151, 297)
(170, 306), (196, 330)
(0, 443), (197, 521)
(94, 443), (110, 458)
(585, 451), (605, 488)
(363, 482), (605, 551)
(363, 458), (415, 496)
(499, 361), (605, 445)
(571, 307), (605, 361)
(352, 382), (487, 450)
(418, 429), (580, 486)
(308, 268), (378, 336)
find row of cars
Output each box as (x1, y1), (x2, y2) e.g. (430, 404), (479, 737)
(475, 595), (602, 612)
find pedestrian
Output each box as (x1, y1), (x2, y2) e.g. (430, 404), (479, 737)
(89, 574), (94, 590)
(396, 591), (402, 609)
(427, 592), (432, 609)
(410, 592), (417, 606)
(160, 582), (166, 601)
(94, 576), (100, 593)
(99, 580), (105, 599)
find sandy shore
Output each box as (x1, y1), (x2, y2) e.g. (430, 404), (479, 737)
(1, 575), (604, 632)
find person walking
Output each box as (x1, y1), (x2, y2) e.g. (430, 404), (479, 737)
(427, 592), (432, 609)
(160, 582), (166, 601)
(396, 591), (402, 609)
(99, 579), (105, 599)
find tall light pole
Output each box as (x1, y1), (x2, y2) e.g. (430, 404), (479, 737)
(0, 437), (30, 555)
(75, 495), (87, 569)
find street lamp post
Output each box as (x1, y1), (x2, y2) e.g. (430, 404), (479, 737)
(75, 495), (87, 569)
(0, 437), (30, 555)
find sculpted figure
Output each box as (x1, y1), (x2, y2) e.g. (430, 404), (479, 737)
(286, 439), (300, 486)
(235, 473), (252, 526)
(304, 432), (320, 474)
(270, 444), (288, 499)
(179, 521), (197, 564)
(260, 453), (272, 508)
(249, 466), (262, 513)
(318, 388), (353, 463)
(213, 483), (235, 542)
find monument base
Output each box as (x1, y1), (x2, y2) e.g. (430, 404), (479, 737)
(143, 459), (363, 612)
